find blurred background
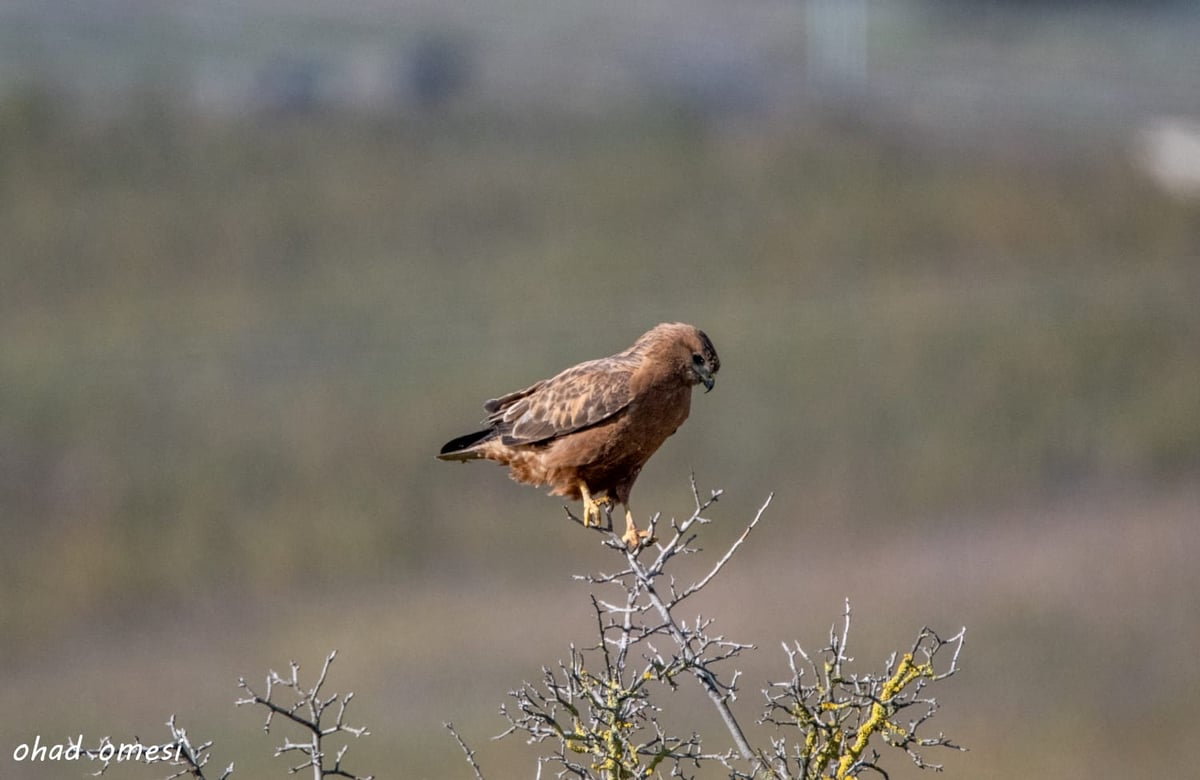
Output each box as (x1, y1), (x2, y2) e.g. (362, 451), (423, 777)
(2, 0), (1199, 777)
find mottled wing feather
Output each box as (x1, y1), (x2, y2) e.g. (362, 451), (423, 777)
(484, 356), (636, 445)
(483, 380), (547, 415)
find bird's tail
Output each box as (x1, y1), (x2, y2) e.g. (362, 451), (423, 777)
(436, 429), (494, 461)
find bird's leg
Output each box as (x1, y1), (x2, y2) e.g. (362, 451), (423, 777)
(578, 484), (613, 529)
(579, 483), (596, 527)
(620, 506), (655, 550)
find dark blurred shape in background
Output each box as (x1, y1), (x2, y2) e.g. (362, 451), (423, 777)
(406, 30), (474, 110)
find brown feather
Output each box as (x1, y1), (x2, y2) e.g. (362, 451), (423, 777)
(438, 322), (719, 518)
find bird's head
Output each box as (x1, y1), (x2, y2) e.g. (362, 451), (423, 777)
(641, 322), (720, 393)
(688, 328), (720, 392)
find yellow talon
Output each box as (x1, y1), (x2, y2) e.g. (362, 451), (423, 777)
(621, 508), (655, 551)
(579, 484), (613, 529)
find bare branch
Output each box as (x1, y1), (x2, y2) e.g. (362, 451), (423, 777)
(235, 651), (373, 780)
(678, 492), (773, 602)
(445, 723), (487, 780)
(492, 480), (966, 779)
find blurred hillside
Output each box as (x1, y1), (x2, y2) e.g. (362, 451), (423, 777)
(2, 2), (1200, 779)
(3, 0), (1200, 128)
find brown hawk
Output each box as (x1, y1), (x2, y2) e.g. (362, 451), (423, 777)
(438, 323), (720, 548)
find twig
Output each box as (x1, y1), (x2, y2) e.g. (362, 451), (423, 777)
(236, 651), (373, 780)
(444, 723), (487, 780)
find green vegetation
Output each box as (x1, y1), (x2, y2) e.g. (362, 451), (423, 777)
(1, 87), (1198, 778)
(2, 90), (1198, 644)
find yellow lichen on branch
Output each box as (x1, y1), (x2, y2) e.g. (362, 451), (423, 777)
(835, 652), (932, 779)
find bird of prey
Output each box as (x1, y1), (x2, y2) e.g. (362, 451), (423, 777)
(437, 322), (720, 549)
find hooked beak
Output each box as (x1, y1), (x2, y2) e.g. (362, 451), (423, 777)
(696, 366), (715, 393)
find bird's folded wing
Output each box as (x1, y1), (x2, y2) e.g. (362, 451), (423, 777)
(485, 357), (636, 445)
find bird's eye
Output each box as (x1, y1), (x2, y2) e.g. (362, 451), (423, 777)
(692, 353), (704, 365)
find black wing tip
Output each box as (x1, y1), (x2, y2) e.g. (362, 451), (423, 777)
(437, 429), (493, 460)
